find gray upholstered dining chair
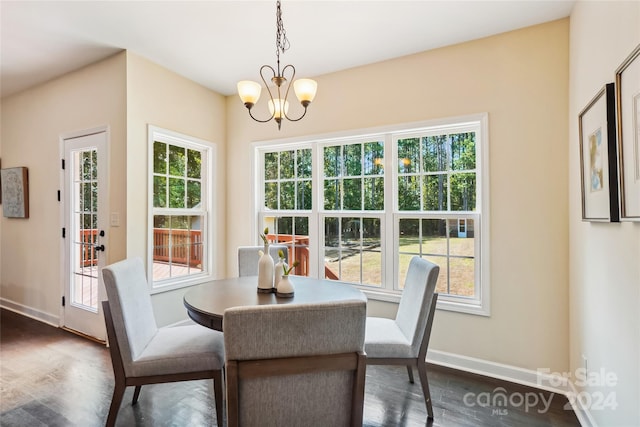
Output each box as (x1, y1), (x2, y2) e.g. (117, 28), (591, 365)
(223, 300), (367, 427)
(364, 256), (440, 419)
(237, 244), (288, 276)
(101, 258), (225, 427)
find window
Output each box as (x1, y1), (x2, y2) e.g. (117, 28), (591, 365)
(256, 115), (489, 315)
(148, 126), (214, 290)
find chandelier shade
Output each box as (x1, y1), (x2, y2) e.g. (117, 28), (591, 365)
(237, 1), (317, 130)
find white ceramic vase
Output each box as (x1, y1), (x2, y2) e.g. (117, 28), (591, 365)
(257, 243), (274, 292)
(274, 258), (287, 287)
(276, 274), (295, 297)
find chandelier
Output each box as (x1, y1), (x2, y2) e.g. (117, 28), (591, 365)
(237, 1), (317, 130)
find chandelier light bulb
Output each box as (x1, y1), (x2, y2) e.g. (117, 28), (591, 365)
(268, 98), (290, 119)
(237, 81), (262, 107)
(293, 79), (318, 106)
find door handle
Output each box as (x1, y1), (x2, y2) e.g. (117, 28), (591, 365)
(94, 244), (105, 252)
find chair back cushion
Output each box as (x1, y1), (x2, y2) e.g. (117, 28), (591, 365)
(102, 258), (158, 370)
(237, 244), (288, 277)
(395, 257), (439, 356)
(224, 300), (366, 426)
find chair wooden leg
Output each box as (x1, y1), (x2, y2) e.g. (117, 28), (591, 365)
(106, 381), (126, 427)
(417, 360), (434, 419)
(132, 385), (142, 404)
(213, 370), (224, 427)
(406, 365), (415, 383)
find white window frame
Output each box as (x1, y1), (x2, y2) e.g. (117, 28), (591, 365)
(254, 114), (490, 316)
(147, 125), (216, 293)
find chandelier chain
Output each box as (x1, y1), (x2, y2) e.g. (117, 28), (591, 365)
(275, 1), (290, 62)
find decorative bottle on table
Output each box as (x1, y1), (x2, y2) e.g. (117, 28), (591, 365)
(276, 260), (299, 298)
(257, 228), (274, 293)
(274, 249), (287, 288)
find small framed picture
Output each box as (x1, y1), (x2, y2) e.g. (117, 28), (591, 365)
(615, 44), (640, 221)
(578, 83), (619, 222)
(1, 167), (29, 219)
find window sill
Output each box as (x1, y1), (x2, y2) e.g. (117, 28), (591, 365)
(149, 274), (213, 295)
(360, 287), (490, 317)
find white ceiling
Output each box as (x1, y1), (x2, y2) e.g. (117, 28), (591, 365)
(0, 0), (575, 99)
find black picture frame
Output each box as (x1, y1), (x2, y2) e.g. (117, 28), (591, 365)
(578, 83), (619, 222)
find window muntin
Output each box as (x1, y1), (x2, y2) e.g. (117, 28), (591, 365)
(149, 127), (212, 289)
(256, 116), (487, 314)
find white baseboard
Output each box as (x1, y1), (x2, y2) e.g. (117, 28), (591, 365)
(0, 297), (59, 327)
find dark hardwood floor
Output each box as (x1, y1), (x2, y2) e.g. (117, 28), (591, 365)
(0, 309), (580, 426)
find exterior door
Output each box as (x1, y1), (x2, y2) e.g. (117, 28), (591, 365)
(62, 130), (108, 341)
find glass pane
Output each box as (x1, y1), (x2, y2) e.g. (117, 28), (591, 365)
(364, 141), (384, 175)
(449, 218), (475, 257)
(324, 146), (341, 177)
(297, 148), (312, 178)
(364, 177), (384, 210)
(90, 151), (97, 180)
(186, 180), (201, 208)
(280, 181), (295, 210)
(83, 183), (91, 212)
(451, 132), (476, 171)
(82, 151), (92, 180)
(422, 135), (448, 172)
(428, 255), (449, 294)
(276, 216), (293, 235)
(168, 145), (185, 177)
(399, 219), (420, 255)
(343, 178), (362, 210)
(280, 150), (294, 179)
(450, 173), (476, 211)
(423, 174), (448, 211)
(265, 152), (278, 180)
(324, 248), (340, 280)
(339, 249), (360, 283)
(91, 182), (98, 212)
(397, 138), (420, 174)
(398, 176), (420, 211)
(342, 217), (360, 246)
(297, 180), (312, 210)
(362, 218), (380, 246)
(362, 250), (382, 287)
(344, 144), (362, 176)
(324, 179), (341, 210)
(295, 216), (309, 236)
(168, 177), (185, 208)
(187, 149), (201, 179)
(324, 217), (339, 247)
(154, 141), (167, 174)
(422, 219), (447, 256)
(449, 256), (475, 297)
(264, 182), (278, 209)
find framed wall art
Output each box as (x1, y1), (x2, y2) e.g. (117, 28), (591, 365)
(615, 43), (640, 221)
(578, 83), (619, 222)
(0, 167), (29, 218)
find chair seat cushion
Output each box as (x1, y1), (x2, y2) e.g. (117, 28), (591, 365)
(130, 325), (225, 377)
(364, 317), (414, 359)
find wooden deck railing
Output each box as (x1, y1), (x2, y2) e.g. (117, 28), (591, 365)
(81, 229), (203, 268)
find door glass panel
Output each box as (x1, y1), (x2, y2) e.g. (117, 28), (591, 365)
(71, 149), (99, 311)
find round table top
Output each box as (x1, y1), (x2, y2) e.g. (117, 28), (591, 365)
(183, 275), (366, 331)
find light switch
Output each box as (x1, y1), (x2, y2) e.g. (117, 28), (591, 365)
(110, 212), (120, 227)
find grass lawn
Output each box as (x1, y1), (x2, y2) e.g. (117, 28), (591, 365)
(325, 237), (475, 296)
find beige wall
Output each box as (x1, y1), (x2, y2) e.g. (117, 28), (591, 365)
(227, 20), (570, 372)
(569, 2), (640, 425)
(0, 52), (127, 321)
(125, 52), (227, 326)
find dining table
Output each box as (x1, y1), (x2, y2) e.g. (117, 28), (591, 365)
(183, 275), (367, 331)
